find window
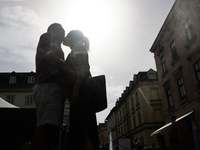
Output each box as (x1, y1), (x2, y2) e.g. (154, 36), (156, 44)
(28, 76), (35, 84)
(131, 97), (134, 109)
(166, 89), (173, 108)
(160, 56), (167, 74)
(185, 19), (193, 41)
(128, 120), (131, 132)
(126, 102), (130, 113)
(138, 113), (142, 125)
(125, 104), (128, 115)
(7, 95), (14, 104)
(133, 116), (136, 128)
(25, 95), (33, 105)
(124, 123), (126, 133)
(194, 60), (200, 86)
(149, 73), (156, 79)
(9, 76), (16, 84)
(170, 40), (178, 61)
(177, 77), (186, 99)
(123, 107), (125, 117)
(127, 121), (129, 132)
(136, 92), (139, 104)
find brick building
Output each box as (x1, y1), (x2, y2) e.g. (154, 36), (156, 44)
(150, 0), (200, 149)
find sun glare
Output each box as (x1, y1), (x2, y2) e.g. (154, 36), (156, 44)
(64, 0), (112, 42)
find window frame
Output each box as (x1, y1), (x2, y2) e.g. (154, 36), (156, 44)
(9, 76), (16, 84)
(177, 77), (186, 99)
(194, 60), (200, 86)
(131, 97), (134, 109)
(25, 95), (33, 105)
(169, 40), (178, 61)
(7, 95), (15, 104)
(148, 73), (156, 79)
(135, 92), (139, 105)
(138, 113), (142, 125)
(166, 88), (173, 108)
(160, 56), (167, 74)
(133, 116), (136, 128)
(185, 19), (193, 41)
(28, 76), (35, 84)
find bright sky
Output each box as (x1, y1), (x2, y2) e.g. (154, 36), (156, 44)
(0, 0), (175, 123)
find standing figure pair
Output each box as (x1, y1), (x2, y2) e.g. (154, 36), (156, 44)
(31, 23), (99, 150)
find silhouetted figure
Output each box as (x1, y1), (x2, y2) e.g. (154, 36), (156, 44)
(31, 23), (75, 150)
(152, 142), (156, 148)
(63, 30), (99, 150)
(169, 134), (177, 150)
(134, 138), (143, 150)
(158, 138), (164, 149)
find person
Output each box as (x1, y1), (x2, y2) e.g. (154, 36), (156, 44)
(134, 138), (143, 150)
(169, 134), (177, 150)
(31, 23), (75, 150)
(152, 142), (156, 148)
(63, 30), (99, 150)
(132, 140), (135, 150)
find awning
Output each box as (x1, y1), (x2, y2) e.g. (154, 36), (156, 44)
(150, 111), (193, 136)
(0, 97), (19, 108)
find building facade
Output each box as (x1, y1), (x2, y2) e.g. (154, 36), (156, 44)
(98, 122), (109, 149)
(0, 71), (70, 128)
(106, 106), (118, 150)
(106, 69), (167, 149)
(0, 71), (36, 108)
(150, 0), (200, 149)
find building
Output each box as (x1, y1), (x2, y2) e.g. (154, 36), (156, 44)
(0, 71), (36, 108)
(106, 106), (118, 150)
(106, 69), (167, 149)
(150, 0), (200, 149)
(0, 71), (70, 127)
(98, 122), (109, 149)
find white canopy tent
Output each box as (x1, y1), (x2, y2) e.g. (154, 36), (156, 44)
(0, 97), (19, 108)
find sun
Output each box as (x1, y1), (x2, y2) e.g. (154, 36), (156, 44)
(63, 0), (112, 43)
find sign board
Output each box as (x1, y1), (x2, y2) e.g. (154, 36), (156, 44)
(118, 139), (131, 150)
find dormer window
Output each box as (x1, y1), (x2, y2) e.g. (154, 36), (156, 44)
(148, 73), (156, 79)
(134, 75), (137, 82)
(9, 76), (16, 84)
(28, 76), (35, 84)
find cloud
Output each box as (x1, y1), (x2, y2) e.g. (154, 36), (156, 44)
(0, 0), (24, 1)
(109, 76), (113, 79)
(90, 65), (104, 76)
(0, 5), (45, 26)
(107, 85), (124, 98)
(0, 4), (48, 71)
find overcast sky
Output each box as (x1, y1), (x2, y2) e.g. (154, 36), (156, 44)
(0, 0), (175, 123)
